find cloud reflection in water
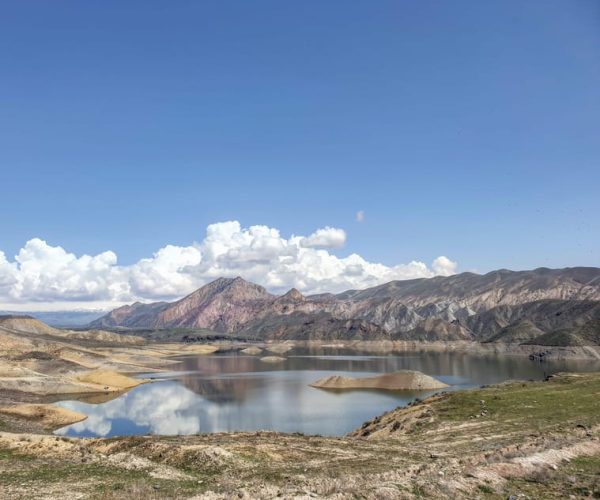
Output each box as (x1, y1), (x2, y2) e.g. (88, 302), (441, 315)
(54, 349), (595, 438)
(55, 371), (408, 438)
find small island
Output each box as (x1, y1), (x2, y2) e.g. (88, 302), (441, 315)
(310, 370), (448, 391)
(260, 356), (287, 363)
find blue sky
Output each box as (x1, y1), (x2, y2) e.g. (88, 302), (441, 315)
(0, 1), (599, 307)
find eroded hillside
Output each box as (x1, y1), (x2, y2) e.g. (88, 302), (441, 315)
(90, 268), (600, 346)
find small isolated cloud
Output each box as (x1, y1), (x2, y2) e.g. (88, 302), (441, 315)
(0, 221), (459, 308)
(356, 210), (365, 222)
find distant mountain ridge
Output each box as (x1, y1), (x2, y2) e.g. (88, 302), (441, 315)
(334, 267), (600, 306)
(90, 267), (600, 345)
(0, 310), (106, 328)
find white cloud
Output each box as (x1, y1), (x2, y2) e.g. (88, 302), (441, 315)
(356, 210), (365, 222)
(7, 238), (121, 303)
(300, 227), (346, 249)
(0, 251), (18, 293)
(129, 245), (202, 299)
(0, 221), (458, 308)
(431, 256), (458, 277)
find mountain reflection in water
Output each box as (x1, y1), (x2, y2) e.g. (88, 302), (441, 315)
(55, 348), (600, 438)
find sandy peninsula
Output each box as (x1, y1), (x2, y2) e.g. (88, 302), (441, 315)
(0, 404), (87, 429)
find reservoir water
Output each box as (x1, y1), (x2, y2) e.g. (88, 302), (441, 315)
(55, 347), (600, 438)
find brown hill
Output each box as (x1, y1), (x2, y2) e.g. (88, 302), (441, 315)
(0, 315), (143, 345)
(0, 315), (59, 335)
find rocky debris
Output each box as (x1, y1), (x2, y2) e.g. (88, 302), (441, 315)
(528, 350), (551, 362)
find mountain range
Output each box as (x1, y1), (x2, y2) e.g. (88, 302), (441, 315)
(90, 267), (600, 345)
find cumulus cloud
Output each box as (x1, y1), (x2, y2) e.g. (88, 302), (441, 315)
(300, 227), (346, 249)
(0, 251), (17, 286)
(129, 245), (202, 299)
(0, 221), (458, 308)
(8, 239), (121, 303)
(431, 256), (458, 277)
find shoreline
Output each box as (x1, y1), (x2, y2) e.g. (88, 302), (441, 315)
(1, 333), (599, 435)
(1, 372), (599, 499)
(248, 340), (600, 362)
(265, 339), (600, 360)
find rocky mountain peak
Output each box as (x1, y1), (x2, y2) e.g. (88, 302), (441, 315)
(280, 288), (305, 302)
(186, 277), (271, 301)
(90, 267), (600, 343)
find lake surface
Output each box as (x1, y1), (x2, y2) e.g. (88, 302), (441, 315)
(55, 347), (600, 438)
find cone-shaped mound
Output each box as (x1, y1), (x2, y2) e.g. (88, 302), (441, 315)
(310, 370), (448, 391)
